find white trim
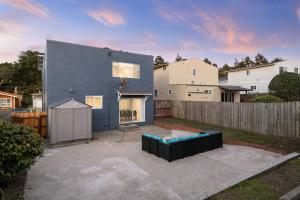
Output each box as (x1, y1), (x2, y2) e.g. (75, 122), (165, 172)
(0, 98), (12, 107)
(85, 96), (103, 109)
(119, 97), (146, 124)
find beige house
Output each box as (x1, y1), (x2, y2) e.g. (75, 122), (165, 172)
(154, 58), (248, 102)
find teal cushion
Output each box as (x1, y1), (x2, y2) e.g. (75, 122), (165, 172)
(197, 133), (210, 137)
(143, 133), (162, 140)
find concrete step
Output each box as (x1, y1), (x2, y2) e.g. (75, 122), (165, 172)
(119, 124), (140, 132)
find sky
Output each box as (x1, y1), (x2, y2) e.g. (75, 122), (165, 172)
(0, 0), (300, 67)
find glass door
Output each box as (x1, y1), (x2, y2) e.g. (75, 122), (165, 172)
(119, 98), (145, 123)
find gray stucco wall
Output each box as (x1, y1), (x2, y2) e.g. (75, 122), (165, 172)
(44, 40), (153, 131)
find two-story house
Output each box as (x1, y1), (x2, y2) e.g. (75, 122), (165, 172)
(0, 91), (22, 110)
(222, 60), (300, 93)
(43, 40), (154, 131)
(154, 58), (248, 102)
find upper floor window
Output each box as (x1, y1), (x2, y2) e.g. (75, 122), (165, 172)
(279, 66), (287, 74)
(86, 96), (103, 109)
(0, 98), (11, 107)
(204, 90), (212, 94)
(154, 90), (158, 97)
(246, 69), (250, 75)
(168, 90), (174, 95)
(295, 67), (298, 74)
(192, 69), (196, 76)
(250, 85), (256, 90)
(112, 62), (140, 79)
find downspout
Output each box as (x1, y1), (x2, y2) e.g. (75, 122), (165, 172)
(107, 51), (112, 128)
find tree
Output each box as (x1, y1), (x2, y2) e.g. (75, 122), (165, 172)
(268, 72), (300, 101)
(154, 55), (168, 68)
(255, 53), (268, 65)
(271, 57), (284, 63)
(222, 64), (230, 70)
(175, 53), (183, 62)
(213, 63), (218, 67)
(243, 56), (254, 67)
(250, 94), (283, 103)
(203, 58), (212, 65)
(0, 50), (42, 107)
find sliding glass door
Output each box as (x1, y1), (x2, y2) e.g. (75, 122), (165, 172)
(119, 98), (145, 123)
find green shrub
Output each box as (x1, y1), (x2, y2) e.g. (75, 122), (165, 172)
(268, 72), (300, 101)
(0, 120), (43, 187)
(250, 95), (283, 103)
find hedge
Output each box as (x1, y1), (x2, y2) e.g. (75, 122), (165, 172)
(0, 120), (43, 187)
(250, 95), (283, 103)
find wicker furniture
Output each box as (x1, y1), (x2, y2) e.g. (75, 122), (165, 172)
(142, 130), (223, 162)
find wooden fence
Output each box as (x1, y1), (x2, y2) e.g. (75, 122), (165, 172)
(11, 112), (47, 138)
(154, 100), (172, 118)
(155, 100), (300, 138)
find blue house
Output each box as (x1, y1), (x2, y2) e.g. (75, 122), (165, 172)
(43, 40), (154, 131)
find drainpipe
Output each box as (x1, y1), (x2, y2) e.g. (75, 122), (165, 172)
(107, 51), (112, 129)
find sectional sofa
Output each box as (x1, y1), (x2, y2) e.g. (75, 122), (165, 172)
(142, 130), (223, 162)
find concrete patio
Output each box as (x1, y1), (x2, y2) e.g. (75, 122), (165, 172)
(25, 125), (286, 200)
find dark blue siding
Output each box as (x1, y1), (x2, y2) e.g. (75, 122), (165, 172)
(44, 40), (153, 131)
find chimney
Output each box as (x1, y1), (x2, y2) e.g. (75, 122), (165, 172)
(14, 86), (18, 94)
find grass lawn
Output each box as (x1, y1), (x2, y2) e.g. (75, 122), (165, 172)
(156, 118), (300, 154)
(0, 171), (26, 200)
(208, 157), (300, 200)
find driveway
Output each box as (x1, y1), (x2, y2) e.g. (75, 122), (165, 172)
(25, 125), (283, 200)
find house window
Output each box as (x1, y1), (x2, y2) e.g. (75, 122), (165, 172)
(188, 94), (191, 97)
(250, 86), (256, 90)
(85, 96), (103, 109)
(154, 90), (158, 97)
(221, 92), (234, 102)
(246, 69), (250, 75)
(295, 68), (298, 74)
(163, 66), (167, 70)
(0, 98), (11, 107)
(204, 90), (212, 94)
(168, 90), (172, 95)
(192, 69), (196, 76)
(279, 66), (287, 74)
(112, 62), (140, 79)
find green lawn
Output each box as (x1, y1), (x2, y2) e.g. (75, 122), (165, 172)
(156, 118), (300, 154)
(208, 158), (300, 200)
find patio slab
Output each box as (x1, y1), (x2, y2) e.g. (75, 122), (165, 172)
(25, 126), (286, 200)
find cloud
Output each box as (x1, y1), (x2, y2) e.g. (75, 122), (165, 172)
(156, 2), (287, 55)
(0, 0), (48, 17)
(85, 9), (125, 26)
(297, 6), (300, 22)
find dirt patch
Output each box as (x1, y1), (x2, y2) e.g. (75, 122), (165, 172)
(224, 139), (286, 154)
(154, 121), (202, 133)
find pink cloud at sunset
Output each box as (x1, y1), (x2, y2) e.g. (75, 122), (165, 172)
(297, 6), (300, 22)
(0, 0), (48, 17)
(85, 9), (126, 26)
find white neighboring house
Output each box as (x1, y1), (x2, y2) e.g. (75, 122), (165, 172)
(31, 91), (42, 111)
(221, 60), (300, 93)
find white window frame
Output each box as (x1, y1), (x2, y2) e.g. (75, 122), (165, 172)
(0, 98), (11, 107)
(119, 98), (146, 124)
(112, 61), (140, 79)
(85, 96), (103, 109)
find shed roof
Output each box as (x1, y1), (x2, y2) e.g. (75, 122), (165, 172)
(50, 99), (91, 109)
(219, 85), (252, 91)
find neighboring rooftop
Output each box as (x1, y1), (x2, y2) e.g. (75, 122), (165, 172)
(0, 91), (22, 98)
(226, 60), (286, 73)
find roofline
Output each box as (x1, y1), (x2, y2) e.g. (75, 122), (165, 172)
(0, 91), (22, 98)
(46, 39), (153, 58)
(153, 58), (217, 70)
(226, 60), (287, 73)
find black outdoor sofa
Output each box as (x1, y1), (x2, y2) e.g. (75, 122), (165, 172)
(142, 130), (223, 162)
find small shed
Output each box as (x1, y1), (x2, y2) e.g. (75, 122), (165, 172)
(48, 99), (92, 144)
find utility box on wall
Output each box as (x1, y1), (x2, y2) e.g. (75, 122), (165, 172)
(48, 99), (92, 144)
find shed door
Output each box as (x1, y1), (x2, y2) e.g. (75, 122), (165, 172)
(56, 108), (74, 142)
(73, 108), (88, 140)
